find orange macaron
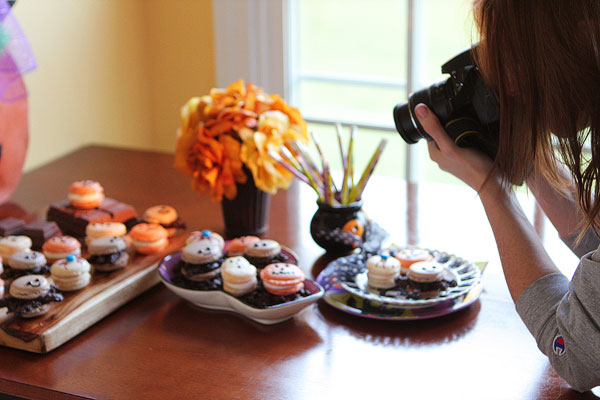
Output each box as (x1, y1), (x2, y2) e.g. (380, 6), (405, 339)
(42, 235), (82, 263)
(394, 248), (434, 274)
(129, 223), (168, 255)
(68, 180), (105, 209)
(259, 263), (305, 296)
(227, 236), (260, 256)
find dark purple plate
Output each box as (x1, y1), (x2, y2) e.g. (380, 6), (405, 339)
(316, 251), (485, 321)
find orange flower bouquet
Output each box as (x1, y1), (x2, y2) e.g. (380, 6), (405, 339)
(174, 80), (309, 203)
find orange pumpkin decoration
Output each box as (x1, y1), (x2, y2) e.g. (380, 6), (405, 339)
(343, 218), (365, 238)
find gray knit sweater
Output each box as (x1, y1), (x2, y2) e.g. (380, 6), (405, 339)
(515, 228), (600, 392)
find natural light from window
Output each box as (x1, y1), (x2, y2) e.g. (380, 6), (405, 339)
(288, 0), (477, 183)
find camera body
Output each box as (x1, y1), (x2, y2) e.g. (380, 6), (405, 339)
(393, 47), (500, 159)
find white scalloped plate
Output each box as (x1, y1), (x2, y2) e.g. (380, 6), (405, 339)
(159, 251), (324, 325)
(321, 247), (482, 310)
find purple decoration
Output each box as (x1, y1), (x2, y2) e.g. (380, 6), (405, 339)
(0, 0), (36, 102)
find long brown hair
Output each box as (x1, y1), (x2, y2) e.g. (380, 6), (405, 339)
(473, 0), (600, 236)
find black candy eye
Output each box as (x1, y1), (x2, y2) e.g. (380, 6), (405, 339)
(27, 278), (41, 287)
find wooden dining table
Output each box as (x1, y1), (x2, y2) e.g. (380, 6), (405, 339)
(0, 145), (596, 399)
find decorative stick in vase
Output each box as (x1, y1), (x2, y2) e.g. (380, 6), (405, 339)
(268, 150), (311, 186)
(283, 124), (386, 206)
(310, 131), (338, 194)
(342, 125), (356, 204)
(348, 139), (388, 202)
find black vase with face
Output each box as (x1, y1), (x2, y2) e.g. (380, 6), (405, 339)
(310, 201), (366, 254)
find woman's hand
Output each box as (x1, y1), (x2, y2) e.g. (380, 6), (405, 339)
(415, 103), (498, 193)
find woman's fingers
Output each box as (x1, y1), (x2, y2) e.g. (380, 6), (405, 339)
(414, 103), (455, 152)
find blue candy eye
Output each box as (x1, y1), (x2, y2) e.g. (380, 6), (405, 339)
(66, 254), (76, 262)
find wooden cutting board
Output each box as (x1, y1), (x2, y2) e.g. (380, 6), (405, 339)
(0, 233), (188, 353)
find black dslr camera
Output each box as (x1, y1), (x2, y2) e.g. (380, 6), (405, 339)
(393, 46), (500, 159)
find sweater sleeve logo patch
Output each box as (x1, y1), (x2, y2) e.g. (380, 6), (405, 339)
(553, 335), (565, 356)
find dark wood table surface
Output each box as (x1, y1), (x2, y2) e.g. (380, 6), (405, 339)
(0, 145), (596, 400)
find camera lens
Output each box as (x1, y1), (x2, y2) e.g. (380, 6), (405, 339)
(393, 102), (421, 144)
(393, 88), (434, 143)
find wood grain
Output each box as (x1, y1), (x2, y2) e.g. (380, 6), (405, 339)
(0, 146), (588, 400)
(0, 233), (187, 353)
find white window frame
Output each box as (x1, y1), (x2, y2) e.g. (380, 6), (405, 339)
(212, 0), (421, 179)
(212, 0), (288, 97)
(212, 0), (547, 240)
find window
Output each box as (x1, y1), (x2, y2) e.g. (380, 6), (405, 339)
(286, 0), (477, 185)
(289, 0), (477, 130)
(212, 0), (576, 261)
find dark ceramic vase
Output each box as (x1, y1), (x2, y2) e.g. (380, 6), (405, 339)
(310, 201), (367, 254)
(221, 172), (270, 238)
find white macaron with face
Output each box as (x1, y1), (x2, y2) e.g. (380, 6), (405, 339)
(9, 250), (47, 270)
(50, 255), (92, 291)
(180, 239), (223, 281)
(407, 261), (444, 283)
(181, 239), (222, 265)
(0, 235), (32, 260)
(221, 256), (257, 297)
(87, 236), (129, 272)
(244, 239), (281, 259)
(5, 275), (63, 318)
(366, 253), (401, 289)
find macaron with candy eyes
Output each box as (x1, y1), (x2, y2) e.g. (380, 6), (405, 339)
(221, 256), (257, 297)
(259, 263), (305, 296)
(42, 235), (81, 263)
(2, 250), (49, 280)
(226, 236), (260, 257)
(406, 260), (451, 298)
(0, 235), (32, 260)
(244, 239), (282, 268)
(50, 255), (92, 292)
(186, 230), (225, 251)
(0, 275), (63, 318)
(143, 205), (186, 237)
(68, 180), (105, 209)
(394, 248), (434, 275)
(180, 239), (223, 282)
(129, 223), (169, 255)
(366, 253), (401, 289)
(87, 236), (129, 272)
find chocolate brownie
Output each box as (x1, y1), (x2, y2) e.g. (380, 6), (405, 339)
(0, 217), (25, 236)
(21, 221), (62, 249)
(47, 198), (137, 237)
